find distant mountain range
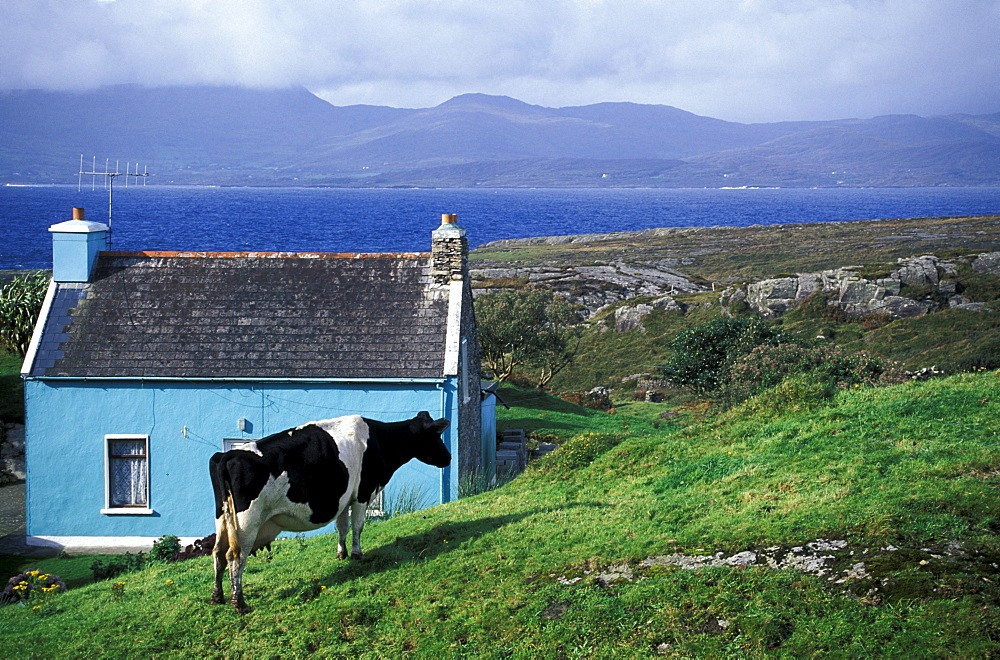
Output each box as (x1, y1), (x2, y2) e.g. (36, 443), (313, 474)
(2, 85), (999, 187)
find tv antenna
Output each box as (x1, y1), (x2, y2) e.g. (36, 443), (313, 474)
(78, 155), (149, 246)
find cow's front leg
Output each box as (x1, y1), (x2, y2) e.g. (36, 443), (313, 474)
(350, 500), (368, 560)
(336, 507), (351, 560)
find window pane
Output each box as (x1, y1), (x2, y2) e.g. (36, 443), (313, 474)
(109, 439), (145, 457)
(109, 439), (147, 507)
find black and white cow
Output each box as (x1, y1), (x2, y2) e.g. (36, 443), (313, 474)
(209, 411), (451, 612)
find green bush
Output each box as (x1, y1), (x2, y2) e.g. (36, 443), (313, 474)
(536, 432), (623, 471)
(0, 273), (49, 357)
(90, 553), (146, 581)
(660, 317), (790, 393)
(721, 343), (906, 406)
(148, 534), (182, 562)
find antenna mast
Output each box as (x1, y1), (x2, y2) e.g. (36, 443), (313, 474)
(78, 155), (149, 247)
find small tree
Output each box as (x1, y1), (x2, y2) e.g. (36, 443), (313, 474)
(475, 287), (582, 386)
(0, 272), (49, 357)
(526, 294), (582, 389)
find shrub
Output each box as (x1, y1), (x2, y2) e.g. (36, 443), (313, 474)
(176, 534), (216, 561)
(0, 272), (49, 356)
(0, 569), (66, 606)
(660, 317), (790, 393)
(721, 343), (906, 407)
(148, 534), (181, 562)
(536, 432), (623, 471)
(90, 553), (146, 581)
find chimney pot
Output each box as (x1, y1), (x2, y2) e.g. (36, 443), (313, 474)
(72, 207), (85, 221)
(441, 213), (458, 224)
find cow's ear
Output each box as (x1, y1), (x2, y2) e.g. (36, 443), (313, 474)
(429, 418), (450, 434)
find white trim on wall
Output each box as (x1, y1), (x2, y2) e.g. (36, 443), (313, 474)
(442, 279), (463, 376)
(20, 279), (56, 375)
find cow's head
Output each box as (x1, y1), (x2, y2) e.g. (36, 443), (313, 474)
(410, 411), (452, 468)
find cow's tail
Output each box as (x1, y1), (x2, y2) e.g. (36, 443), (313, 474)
(223, 486), (242, 560)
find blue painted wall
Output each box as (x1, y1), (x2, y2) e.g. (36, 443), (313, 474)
(24, 378), (459, 539)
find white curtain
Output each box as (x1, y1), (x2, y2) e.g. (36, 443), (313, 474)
(109, 439), (147, 507)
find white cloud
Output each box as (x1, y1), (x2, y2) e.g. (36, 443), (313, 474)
(1, 0), (997, 122)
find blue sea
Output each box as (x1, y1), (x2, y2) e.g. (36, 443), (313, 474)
(2, 184), (999, 270)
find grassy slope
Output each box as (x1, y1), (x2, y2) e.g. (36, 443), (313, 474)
(2, 372), (998, 657)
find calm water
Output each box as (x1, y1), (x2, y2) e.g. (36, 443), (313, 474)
(2, 184), (999, 269)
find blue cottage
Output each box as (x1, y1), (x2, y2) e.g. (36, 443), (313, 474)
(21, 210), (491, 551)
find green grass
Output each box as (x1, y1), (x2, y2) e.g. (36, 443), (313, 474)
(471, 215), (1000, 281)
(3, 372), (998, 657)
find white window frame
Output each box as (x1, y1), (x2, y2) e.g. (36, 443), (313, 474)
(223, 438), (256, 452)
(101, 434), (153, 515)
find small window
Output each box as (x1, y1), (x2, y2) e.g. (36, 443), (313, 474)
(102, 435), (151, 514)
(223, 438), (256, 452)
(367, 490), (385, 518)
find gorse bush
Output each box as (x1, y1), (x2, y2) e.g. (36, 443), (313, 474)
(537, 432), (623, 471)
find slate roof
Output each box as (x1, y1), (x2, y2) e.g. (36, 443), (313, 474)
(28, 251), (452, 379)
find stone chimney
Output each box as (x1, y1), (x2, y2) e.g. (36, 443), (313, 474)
(431, 213), (468, 285)
(49, 208), (108, 283)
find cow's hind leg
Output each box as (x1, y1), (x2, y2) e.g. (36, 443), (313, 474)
(336, 507), (351, 560)
(227, 540), (251, 614)
(349, 501), (368, 560)
(210, 518), (229, 605)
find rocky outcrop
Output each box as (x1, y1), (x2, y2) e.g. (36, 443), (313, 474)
(472, 260), (704, 318)
(614, 296), (683, 332)
(725, 253), (996, 319)
(972, 252), (1000, 275)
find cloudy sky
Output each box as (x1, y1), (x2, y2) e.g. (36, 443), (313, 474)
(3, 0), (998, 123)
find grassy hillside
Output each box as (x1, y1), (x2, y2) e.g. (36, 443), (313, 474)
(473, 216), (1000, 394)
(2, 372), (998, 657)
(471, 215), (1000, 282)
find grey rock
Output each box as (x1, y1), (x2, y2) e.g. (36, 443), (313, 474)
(614, 296), (682, 332)
(972, 252), (1000, 275)
(896, 255), (940, 286)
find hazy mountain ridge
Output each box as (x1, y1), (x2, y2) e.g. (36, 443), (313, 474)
(2, 86), (998, 187)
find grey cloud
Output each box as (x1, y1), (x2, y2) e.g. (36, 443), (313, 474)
(1, 0), (996, 122)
